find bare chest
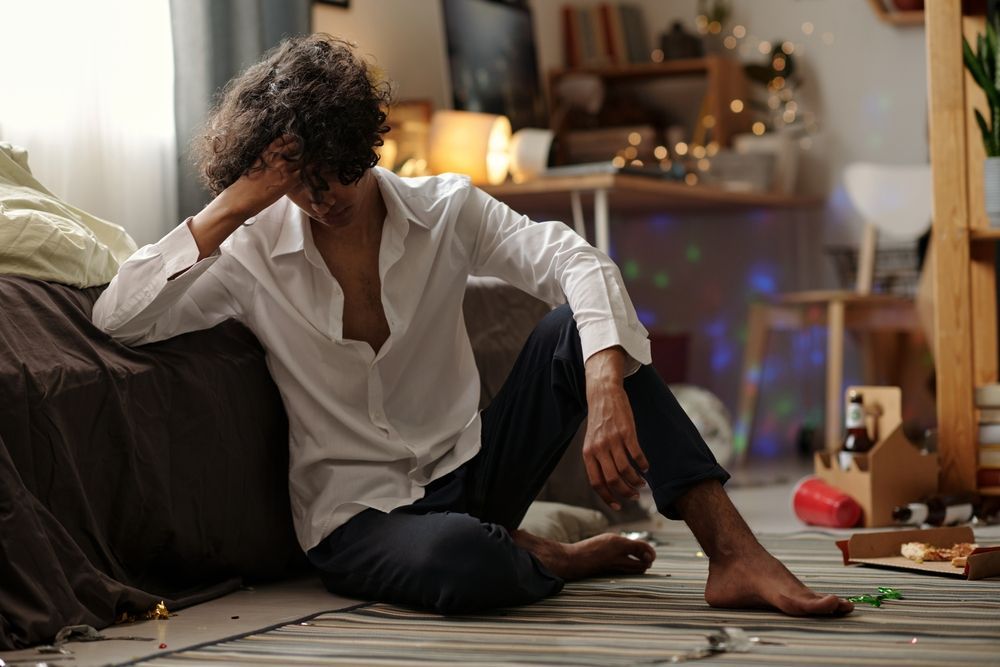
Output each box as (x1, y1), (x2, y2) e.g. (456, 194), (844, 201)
(322, 249), (390, 353)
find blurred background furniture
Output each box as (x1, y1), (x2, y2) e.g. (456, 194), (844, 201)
(735, 163), (932, 461)
(926, 6), (1000, 494)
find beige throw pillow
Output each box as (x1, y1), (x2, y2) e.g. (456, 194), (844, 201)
(519, 501), (610, 543)
(0, 142), (136, 288)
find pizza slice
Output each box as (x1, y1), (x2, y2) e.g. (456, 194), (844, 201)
(900, 541), (978, 566)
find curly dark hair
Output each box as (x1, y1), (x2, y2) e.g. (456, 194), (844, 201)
(193, 34), (393, 199)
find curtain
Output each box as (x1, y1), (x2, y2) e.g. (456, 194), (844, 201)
(0, 0), (178, 246)
(169, 0), (311, 218)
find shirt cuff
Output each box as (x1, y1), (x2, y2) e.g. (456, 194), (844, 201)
(162, 217), (220, 281)
(577, 318), (651, 377)
(104, 218), (221, 330)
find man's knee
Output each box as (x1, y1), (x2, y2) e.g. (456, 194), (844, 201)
(528, 304), (583, 364)
(412, 515), (520, 613)
(536, 303), (576, 338)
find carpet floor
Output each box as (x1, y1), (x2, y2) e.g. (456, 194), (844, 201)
(136, 531), (1000, 666)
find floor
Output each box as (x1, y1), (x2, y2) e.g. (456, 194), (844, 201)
(3, 457), (996, 666)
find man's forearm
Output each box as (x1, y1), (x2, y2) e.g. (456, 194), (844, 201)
(188, 194), (250, 261)
(585, 346), (627, 399)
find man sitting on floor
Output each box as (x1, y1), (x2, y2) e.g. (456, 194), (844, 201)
(94, 34), (852, 617)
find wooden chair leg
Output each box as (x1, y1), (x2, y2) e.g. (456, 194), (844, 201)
(825, 300), (846, 452)
(735, 302), (771, 464)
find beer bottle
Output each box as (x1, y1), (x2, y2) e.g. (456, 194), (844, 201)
(838, 390), (874, 470)
(892, 493), (979, 526)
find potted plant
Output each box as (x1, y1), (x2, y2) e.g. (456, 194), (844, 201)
(963, 14), (1000, 227)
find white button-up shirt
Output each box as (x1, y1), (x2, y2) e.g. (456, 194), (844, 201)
(93, 168), (650, 550)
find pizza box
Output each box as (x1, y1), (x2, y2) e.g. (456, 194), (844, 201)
(836, 526), (1000, 580)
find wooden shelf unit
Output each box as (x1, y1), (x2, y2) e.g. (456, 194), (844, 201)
(926, 5), (999, 494)
(549, 55), (753, 150)
(970, 228), (1000, 241)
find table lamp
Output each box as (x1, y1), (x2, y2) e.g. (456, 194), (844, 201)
(508, 128), (554, 183)
(427, 110), (512, 185)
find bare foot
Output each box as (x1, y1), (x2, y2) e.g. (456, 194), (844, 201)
(512, 529), (656, 581)
(705, 546), (854, 617)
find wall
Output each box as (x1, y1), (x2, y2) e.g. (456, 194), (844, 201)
(313, 0), (451, 109)
(313, 0), (932, 457)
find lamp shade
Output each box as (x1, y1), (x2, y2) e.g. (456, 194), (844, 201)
(427, 110), (512, 185)
(508, 128), (554, 183)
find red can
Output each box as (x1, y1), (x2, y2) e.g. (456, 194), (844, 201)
(792, 476), (862, 528)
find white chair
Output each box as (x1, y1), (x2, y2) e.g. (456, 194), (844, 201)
(734, 163), (932, 462)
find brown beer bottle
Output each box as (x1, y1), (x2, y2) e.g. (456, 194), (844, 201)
(838, 390), (874, 470)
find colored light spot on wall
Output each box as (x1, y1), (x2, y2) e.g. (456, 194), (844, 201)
(754, 434), (781, 458)
(685, 243), (702, 263)
(806, 406), (823, 425)
(810, 348), (825, 367)
(711, 344), (733, 371)
(648, 214), (678, 234)
(747, 365), (762, 384)
(705, 319), (726, 338)
(733, 428), (749, 454)
(653, 271), (670, 288)
(791, 332), (812, 371)
(637, 308), (657, 327)
(761, 359), (783, 384)
(623, 259), (640, 280)
(775, 395), (795, 417)
(749, 208), (773, 226)
(748, 266), (778, 295)
(829, 184), (852, 213)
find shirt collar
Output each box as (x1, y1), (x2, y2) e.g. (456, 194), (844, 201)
(269, 167), (428, 262)
(372, 166), (432, 230)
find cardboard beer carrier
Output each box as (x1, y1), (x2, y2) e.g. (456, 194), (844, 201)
(814, 386), (938, 527)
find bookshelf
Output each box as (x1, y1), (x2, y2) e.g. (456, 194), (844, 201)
(926, 5), (999, 496)
(549, 55), (753, 150)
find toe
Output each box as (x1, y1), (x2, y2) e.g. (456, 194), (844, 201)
(628, 541), (656, 562)
(797, 593), (846, 616)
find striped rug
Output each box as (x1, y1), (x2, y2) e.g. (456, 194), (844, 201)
(141, 532), (1000, 665)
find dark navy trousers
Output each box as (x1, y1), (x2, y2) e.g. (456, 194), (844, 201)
(307, 305), (730, 613)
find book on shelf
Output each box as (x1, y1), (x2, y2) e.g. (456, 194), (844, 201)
(597, 3), (624, 66)
(619, 3), (650, 64)
(975, 383), (1000, 407)
(979, 467), (1000, 488)
(561, 5), (580, 69)
(979, 423), (1000, 445)
(981, 445), (1000, 468)
(561, 124), (657, 163)
(560, 3), (648, 68)
(577, 7), (601, 66)
(980, 407), (1000, 423)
